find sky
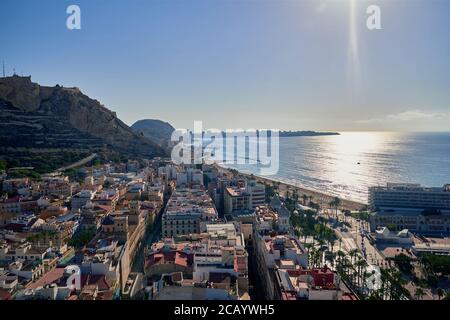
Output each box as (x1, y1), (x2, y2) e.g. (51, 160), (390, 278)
(1, 0), (449, 131)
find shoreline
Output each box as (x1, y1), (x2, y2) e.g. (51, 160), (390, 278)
(214, 164), (367, 212)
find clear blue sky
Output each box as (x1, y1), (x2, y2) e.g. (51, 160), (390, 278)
(1, 0), (449, 131)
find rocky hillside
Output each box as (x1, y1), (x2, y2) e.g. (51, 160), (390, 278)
(131, 119), (175, 147)
(0, 75), (167, 172)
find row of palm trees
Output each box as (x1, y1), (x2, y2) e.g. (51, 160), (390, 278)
(328, 197), (342, 220)
(288, 202), (409, 300)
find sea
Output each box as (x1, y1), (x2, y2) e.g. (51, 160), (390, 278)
(221, 132), (450, 204)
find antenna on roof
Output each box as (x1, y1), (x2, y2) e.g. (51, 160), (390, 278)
(2, 60), (4, 77)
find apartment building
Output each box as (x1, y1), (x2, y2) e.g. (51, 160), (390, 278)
(369, 183), (450, 211)
(71, 190), (95, 211)
(277, 268), (344, 300)
(254, 234), (308, 299)
(369, 183), (450, 234)
(224, 186), (250, 215)
(145, 223), (249, 298)
(162, 188), (218, 237)
(176, 168), (204, 187)
(247, 181), (266, 210)
(223, 181), (266, 215)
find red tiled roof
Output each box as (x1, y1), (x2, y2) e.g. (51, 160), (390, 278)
(286, 268), (335, 287)
(342, 292), (359, 300)
(0, 289), (12, 300)
(281, 291), (297, 300)
(28, 268), (66, 290)
(234, 256), (247, 272)
(80, 274), (112, 291)
(146, 251), (190, 268)
(95, 205), (112, 212)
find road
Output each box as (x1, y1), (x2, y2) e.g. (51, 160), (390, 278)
(131, 210), (163, 273)
(54, 153), (98, 172)
(131, 192), (170, 274)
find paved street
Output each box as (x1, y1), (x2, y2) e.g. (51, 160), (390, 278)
(131, 208), (163, 273)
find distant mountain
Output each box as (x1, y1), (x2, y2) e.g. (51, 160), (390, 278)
(279, 130), (339, 137)
(0, 75), (167, 172)
(131, 119), (175, 147)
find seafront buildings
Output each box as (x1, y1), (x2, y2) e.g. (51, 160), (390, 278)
(223, 180), (266, 215)
(369, 183), (450, 234)
(1, 155), (449, 301)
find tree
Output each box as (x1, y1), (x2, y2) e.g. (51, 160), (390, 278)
(301, 194), (308, 206)
(0, 159), (7, 171)
(355, 258), (368, 288)
(437, 288), (445, 300)
(414, 287), (425, 300)
(329, 197), (341, 220)
(349, 249), (359, 265)
(336, 250), (346, 270)
(292, 189), (299, 206)
(393, 253), (413, 275)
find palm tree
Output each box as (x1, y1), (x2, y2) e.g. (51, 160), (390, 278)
(301, 194), (308, 206)
(355, 258), (368, 288)
(379, 268), (392, 300)
(292, 189), (299, 206)
(415, 287), (425, 300)
(437, 288), (445, 300)
(328, 197), (342, 221)
(336, 250), (346, 269)
(348, 248), (359, 265)
(324, 228), (337, 255)
(388, 269), (406, 300)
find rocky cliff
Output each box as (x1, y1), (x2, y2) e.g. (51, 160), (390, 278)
(0, 75), (167, 172)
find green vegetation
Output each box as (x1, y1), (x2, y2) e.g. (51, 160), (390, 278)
(64, 167), (84, 183)
(8, 169), (41, 180)
(92, 159), (102, 167)
(329, 197), (342, 219)
(351, 211), (370, 222)
(0, 159), (7, 171)
(392, 253), (414, 275)
(287, 191), (410, 300)
(420, 253), (450, 276)
(68, 228), (97, 249)
(0, 149), (91, 173)
(290, 209), (337, 253)
(26, 231), (57, 243)
(265, 184), (276, 202)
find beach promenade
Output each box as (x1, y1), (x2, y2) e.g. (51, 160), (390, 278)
(215, 164), (367, 212)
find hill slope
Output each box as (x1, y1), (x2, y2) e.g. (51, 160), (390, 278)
(0, 75), (167, 172)
(131, 119), (175, 147)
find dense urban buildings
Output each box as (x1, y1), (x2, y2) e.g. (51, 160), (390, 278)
(1, 156), (449, 301)
(161, 188), (218, 237)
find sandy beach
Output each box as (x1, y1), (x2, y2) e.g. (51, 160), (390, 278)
(215, 164), (367, 212)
